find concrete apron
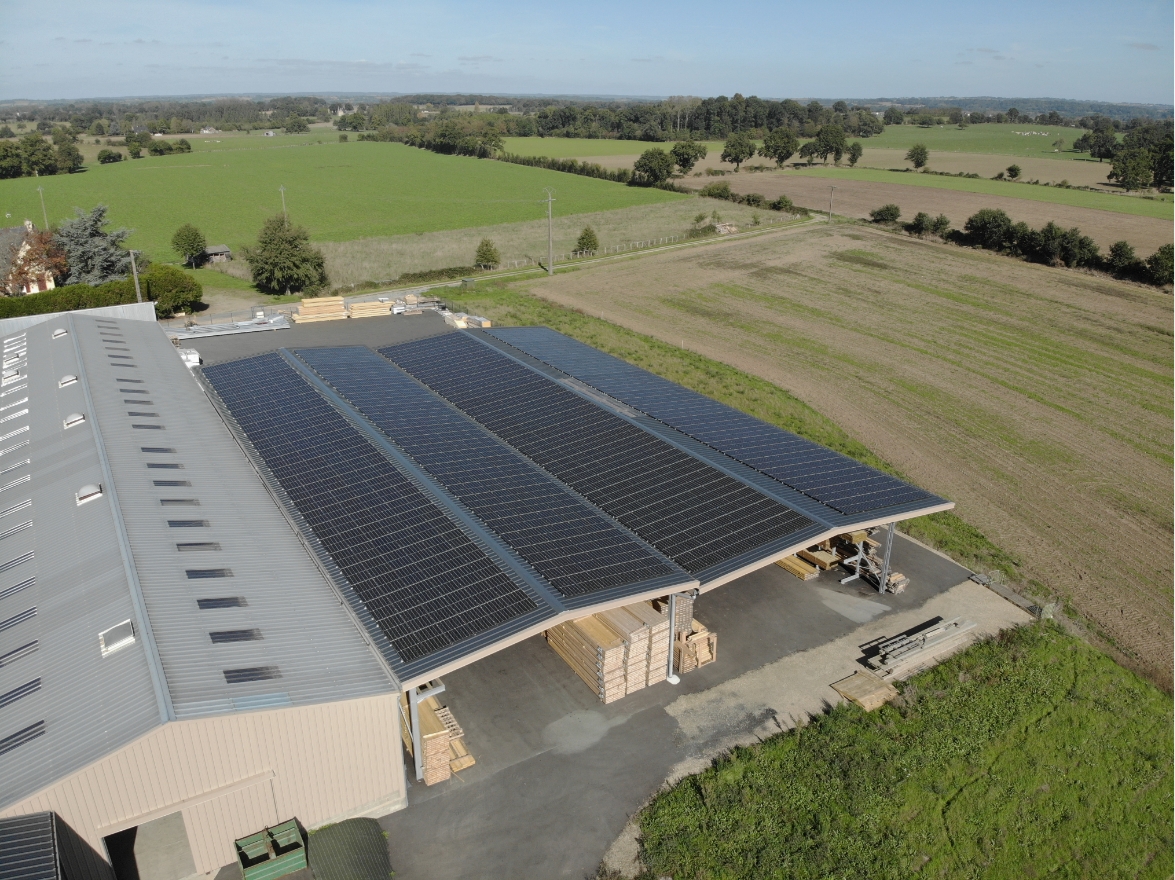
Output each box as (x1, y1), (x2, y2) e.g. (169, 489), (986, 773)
(601, 577), (1033, 877)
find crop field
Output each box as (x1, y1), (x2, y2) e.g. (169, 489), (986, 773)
(470, 223), (1172, 683)
(851, 121), (1108, 160)
(501, 137), (724, 158)
(0, 140), (680, 260)
(636, 623), (1173, 878)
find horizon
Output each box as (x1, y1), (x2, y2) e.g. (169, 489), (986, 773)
(3, 0), (1171, 105)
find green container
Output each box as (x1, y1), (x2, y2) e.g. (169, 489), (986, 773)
(235, 819), (307, 880)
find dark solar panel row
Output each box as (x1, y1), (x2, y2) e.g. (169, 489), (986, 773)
(202, 352), (541, 663)
(381, 334), (816, 576)
(485, 327), (942, 516)
(297, 346), (684, 598)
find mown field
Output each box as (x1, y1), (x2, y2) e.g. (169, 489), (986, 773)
(502, 137), (725, 158)
(0, 140), (681, 260)
(475, 223), (1172, 684)
(634, 622), (1173, 879)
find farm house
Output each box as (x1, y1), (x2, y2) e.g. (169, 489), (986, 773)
(0, 306), (951, 880)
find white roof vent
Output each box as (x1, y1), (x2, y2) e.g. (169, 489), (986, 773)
(59, 375), (78, 388)
(76, 483), (103, 505)
(99, 620), (136, 656)
(64, 412), (86, 429)
(51, 328), (68, 339)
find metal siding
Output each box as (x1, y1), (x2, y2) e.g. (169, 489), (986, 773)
(68, 316), (395, 718)
(0, 812), (59, 880)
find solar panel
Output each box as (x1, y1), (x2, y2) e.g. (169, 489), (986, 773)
(296, 346), (686, 600)
(380, 334), (817, 577)
(484, 327), (944, 517)
(202, 352), (544, 664)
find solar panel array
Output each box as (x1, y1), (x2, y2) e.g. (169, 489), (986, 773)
(381, 333), (817, 576)
(296, 346), (685, 599)
(485, 327), (943, 516)
(202, 353), (542, 664)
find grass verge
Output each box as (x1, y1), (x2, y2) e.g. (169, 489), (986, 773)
(446, 280), (1018, 580)
(633, 622), (1173, 879)
(786, 166), (1173, 219)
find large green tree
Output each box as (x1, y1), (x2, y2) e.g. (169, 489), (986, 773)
(474, 238), (500, 269)
(759, 128), (798, 167)
(813, 124), (847, 164)
(720, 132), (756, 171)
(241, 215), (327, 294)
(171, 224), (207, 267)
(55, 142), (83, 173)
(284, 116), (309, 133)
(633, 148), (675, 184)
(847, 141), (864, 167)
(1108, 147), (1154, 191)
(19, 133), (57, 176)
(54, 205), (133, 285)
(882, 106), (904, 125)
(670, 141), (707, 175)
(905, 143), (929, 169)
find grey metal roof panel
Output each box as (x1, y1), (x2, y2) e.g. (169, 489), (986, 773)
(1, 321), (162, 811)
(69, 316), (395, 718)
(0, 812), (59, 880)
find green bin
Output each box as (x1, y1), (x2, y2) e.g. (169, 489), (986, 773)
(235, 818), (307, 880)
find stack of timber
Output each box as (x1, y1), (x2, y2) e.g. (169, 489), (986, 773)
(831, 669), (899, 711)
(404, 293), (419, 305)
(597, 607), (650, 695)
(798, 546), (840, 570)
(348, 300), (391, 319)
(625, 601), (671, 685)
(674, 619), (718, 674)
(291, 296), (347, 323)
(653, 593), (694, 637)
(775, 554), (819, 581)
(465, 315), (492, 328)
(545, 617), (627, 703)
(443, 311), (469, 329)
(398, 691), (451, 786)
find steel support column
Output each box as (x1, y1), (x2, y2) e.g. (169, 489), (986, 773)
(878, 522), (895, 595)
(408, 682), (446, 782)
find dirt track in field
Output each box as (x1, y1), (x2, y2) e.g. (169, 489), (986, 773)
(524, 225), (1174, 679)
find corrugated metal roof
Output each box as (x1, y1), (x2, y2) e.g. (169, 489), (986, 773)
(0, 316), (396, 812)
(0, 812), (59, 880)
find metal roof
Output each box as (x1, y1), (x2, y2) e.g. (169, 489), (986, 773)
(0, 315), (396, 811)
(0, 812), (59, 880)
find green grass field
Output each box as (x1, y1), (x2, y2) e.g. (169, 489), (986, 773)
(502, 137), (724, 158)
(0, 140), (681, 260)
(854, 122), (1109, 160)
(634, 622), (1173, 879)
(787, 166), (1173, 218)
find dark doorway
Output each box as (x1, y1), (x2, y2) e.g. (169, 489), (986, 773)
(103, 827), (140, 880)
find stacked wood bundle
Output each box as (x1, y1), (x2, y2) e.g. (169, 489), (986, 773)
(545, 617), (627, 703)
(465, 315), (492, 328)
(653, 593), (694, 637)
(398, 690), (451, 786)
(798, 547), (840, 570)
(624, 601), (671, 686)
(404, 293), (420, 305)
(597, 607), (650, 695)
(443, 311), (470, 329)
(348, 300), (391, 319)
(291, 296), (347, 323)
(673, 619), (718, 674)
(776, 554), (819, 580)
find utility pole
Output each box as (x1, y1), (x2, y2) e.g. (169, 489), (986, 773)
(279, 185), (287, 219)
(36, 186), (47, 229)
(543, 187), (555, 276)
(129, 251), (143, 303)
(828, 186), (836, 223)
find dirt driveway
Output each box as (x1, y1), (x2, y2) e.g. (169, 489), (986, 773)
(520, 225), (1174, 683)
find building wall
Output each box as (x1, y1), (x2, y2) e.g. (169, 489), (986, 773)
(0, 693), (407, 875)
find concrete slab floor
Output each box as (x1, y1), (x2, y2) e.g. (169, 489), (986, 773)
(380, 534), (1026, 879)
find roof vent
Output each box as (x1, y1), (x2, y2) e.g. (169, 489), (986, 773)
(59, 375), (78, 388)
(99, 620), (136, 656)
(64, 412), (86, 429)
(76, 483), (103, 505)
(51, 328), (68, 339)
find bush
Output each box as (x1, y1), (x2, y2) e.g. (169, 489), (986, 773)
(964, 208), (1014, 250)
(338, 133), (348, 142)
(396, 266), (478, 284)
(1146, 244), (1173, 285)
(97, 149), (122, 164)
(698, 181), (734, 200)
(869, 204), (901, 223)
(575, 226), (599, 253)
(1006, 164), (1022, 179)
(1031, 222), (1099, 268)
(474, 238), (500, 269)
(740, 192), (766, 208)
(908, 212), (951, 236)
(284, 117), (309, 134)
(1107, 241), (1141, 276)
(143, 265), (203, 317)
(0, 279), (136, 319)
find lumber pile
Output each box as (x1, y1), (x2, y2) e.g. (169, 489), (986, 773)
(653, 593), (694, 637)
(398, 688), (476, 784)
(443, 311), (469, 329)
(776, 554), (819, 580)
(291, 296), (347, 323)
(673, 619), (718, 674)
(798, 548), (840, 570)
(544, 601), (675, 702)
(831, 670), (898, 711)
(465, 315), (492, 328)
(348, 300), (391, 319)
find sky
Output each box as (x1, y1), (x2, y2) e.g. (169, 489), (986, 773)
(1, 0), (1172, 105)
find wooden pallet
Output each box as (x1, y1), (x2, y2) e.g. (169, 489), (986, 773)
(831, 670), (898, 711)
(776, 555), (819, 580)
(674, 619), (718, 674)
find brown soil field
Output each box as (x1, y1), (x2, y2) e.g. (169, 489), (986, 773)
(523, 224), (1174, 679)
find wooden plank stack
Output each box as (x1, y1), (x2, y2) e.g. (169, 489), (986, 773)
(291, 296), (347, 323)
(597, 607), (650, 695)
(831, 670), (898, 711)
(545, 617), (627, 703)
(653, 594), (694, 637)
(799, 548), (840, 570)
(673, 619), (718, 674)
(465, 315), (492, 328)
(398, 691), (450, 785)
(776, 554), (819, 580)
(625, 601), (671, 686)
(349, 300), (391, 319)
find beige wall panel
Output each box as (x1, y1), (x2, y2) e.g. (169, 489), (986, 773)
(0, 694), (406, 875)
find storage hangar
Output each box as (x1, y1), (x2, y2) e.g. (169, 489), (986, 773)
(0, 311), (950, 878)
